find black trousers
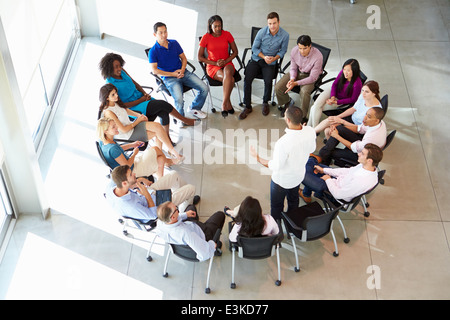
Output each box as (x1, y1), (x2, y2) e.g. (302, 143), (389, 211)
(318, 124), (363, 165)
(243, 59), (276, 107)
(185, 205), (225, 241)
(145, 99), (173, 126)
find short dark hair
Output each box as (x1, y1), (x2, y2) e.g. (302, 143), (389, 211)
(371, 106), (385, 120)
(364, 143), (383, 166)
(153, 22), (166, 33)
(267, 12), (279, 21)
(285, 106), (303, 126)
(297, 35), (312, 47)
(99, 53), (125, 79)
(207, 15), (223, 34)
(111, 165), (130, 188)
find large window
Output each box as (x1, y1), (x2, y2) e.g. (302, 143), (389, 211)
(0, 164), (14, 253)
(0, 0), (80, 147)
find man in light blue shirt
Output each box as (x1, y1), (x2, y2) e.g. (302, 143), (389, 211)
(157, 201), (225, 262)
(106, 165), (197, 223)
(240, 12), (289, 120)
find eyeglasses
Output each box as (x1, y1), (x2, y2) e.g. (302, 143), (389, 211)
(169, 206), (179, 220)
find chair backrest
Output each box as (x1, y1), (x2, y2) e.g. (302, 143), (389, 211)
(96, 141), (112, 169)
(302, 208), (340, 241)
(236, 234), (280, 260)
(346, 169), (386, 210)
(359, 70), (368, 84)
(383, 130), (396, 151)
(170, 243), (199, 262)
(311, 42), (331, 71)
(250, 27), (261, 45)
(381, 94), (388, 113)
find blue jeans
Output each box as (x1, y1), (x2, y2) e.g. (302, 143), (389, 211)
(163, 70), (209, 116)
(270, 180), (299, 221)
(302, 157), (330, 199)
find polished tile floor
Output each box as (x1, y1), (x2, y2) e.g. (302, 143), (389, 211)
(1, 0), (450, 300)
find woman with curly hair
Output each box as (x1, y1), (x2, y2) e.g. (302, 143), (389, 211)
(99, 53), (196, 135)
(226, 196), (279, 242)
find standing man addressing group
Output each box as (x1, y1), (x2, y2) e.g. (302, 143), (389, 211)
(275, 35), (323, 122)
(239, 12), (289, 120)
(250, 106), (316, 221)
(149, 22), (209, 122)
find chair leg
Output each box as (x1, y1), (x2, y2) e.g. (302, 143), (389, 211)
(205, 256), (214, 294)
(330, 222), (339, 257)
(146, 233), (158, 262)
(235, 83), (243, 106)
(230, 247), (236, 289)
(361, 195), (370, 217)
(206, 82), (215, 113)
(163, 246), (170, 277)
(275, 245), (281, 286)
(336, 215), (350, 243)
(290, 235), (300, 272)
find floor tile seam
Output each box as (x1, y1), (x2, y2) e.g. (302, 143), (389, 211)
(383, 0), (445, 224)
(363, 219), (379, 300)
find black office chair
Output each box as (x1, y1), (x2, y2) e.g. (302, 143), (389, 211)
(103, 192), (159, 262)
(241, 27), (284, 107)
(380, 94), (388, 114)
(198, 37), (244, 113)
(278, 42), (332, 116)
(322, 71), (368, 117)
(325, 169), (386, 220)
(229, 220), (283, 288)
(162, 229), (221, 294)
(145, 47), (197, 104)
(281, 201), (342, 272)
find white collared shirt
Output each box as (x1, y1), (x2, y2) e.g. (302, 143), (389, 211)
(351, 120), (387, 153)
(268, 126), (316, 188)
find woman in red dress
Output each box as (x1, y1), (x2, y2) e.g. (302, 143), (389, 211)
(198, 15), (239, 117)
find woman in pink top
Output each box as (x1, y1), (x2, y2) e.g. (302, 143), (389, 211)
(308, 58), (362, 128)
(198, 15), (239, 117)
(227, 196), (279, 243)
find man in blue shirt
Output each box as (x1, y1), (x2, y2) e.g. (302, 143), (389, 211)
(149, 22), (209, 121)
(240, 12), (289, 120)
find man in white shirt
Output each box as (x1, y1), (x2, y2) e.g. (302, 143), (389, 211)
(250, 106), (316, 220)
(299, 143), (383, 203)
(156, 201), (225, 262)
(317, 107), (387, 166)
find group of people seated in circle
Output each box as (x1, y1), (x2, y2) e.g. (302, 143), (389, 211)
(96, 11), (389, 262)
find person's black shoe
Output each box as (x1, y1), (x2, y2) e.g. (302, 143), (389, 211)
(193, 195), (201, 205)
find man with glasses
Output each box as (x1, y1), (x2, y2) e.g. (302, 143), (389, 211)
(105, 165), (197, 223)
(156, 201), (225, 261)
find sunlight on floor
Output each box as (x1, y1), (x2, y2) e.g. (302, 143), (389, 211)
(5, 233), (163, 299)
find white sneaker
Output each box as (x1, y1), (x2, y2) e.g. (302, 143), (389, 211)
(187, 109), (207, 119)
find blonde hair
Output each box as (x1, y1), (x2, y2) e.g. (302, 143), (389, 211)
(97, 117), (113, 143)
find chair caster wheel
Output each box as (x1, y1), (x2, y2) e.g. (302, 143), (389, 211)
(333, 251), (339, 257)
(271, 101), (276, 106)
(147, 255), (152, 262)
(364, 211), (370, 217)
(123, 230), (128, 236)
(275, 280), (281, 286)
(205, 288), (211, 294)
(344, 238), (350, 243)
(230, 283), (236, 289)
(212, 108), (216, 113)
(294, 267), (300, 272)
(163, 273), (168, 278)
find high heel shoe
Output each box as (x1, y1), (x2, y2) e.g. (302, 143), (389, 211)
(228, 106), (235, 114)
(221, 110), (228, 118)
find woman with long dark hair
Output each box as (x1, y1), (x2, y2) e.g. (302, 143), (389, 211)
(308, 58), (362, 128)
(227, 196), (279, 242)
